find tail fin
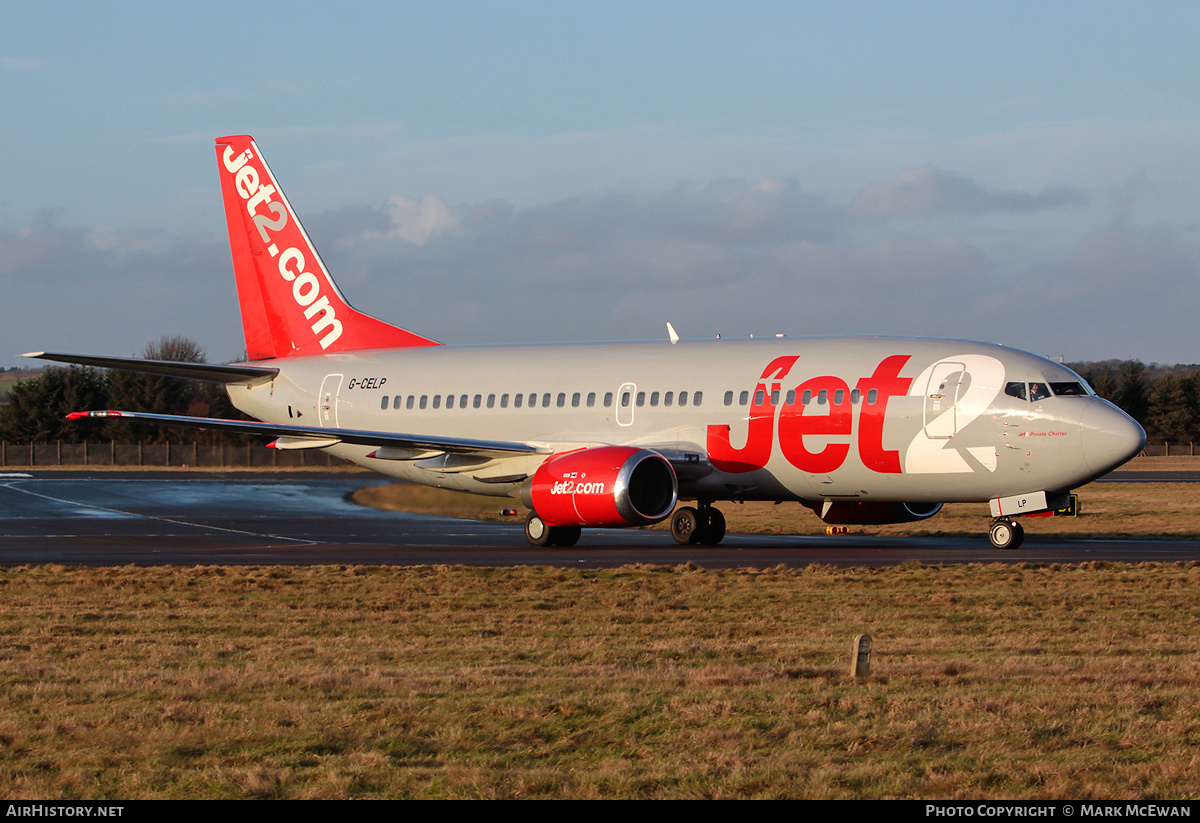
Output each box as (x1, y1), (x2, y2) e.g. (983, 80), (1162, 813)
(215, 135), (439, 360)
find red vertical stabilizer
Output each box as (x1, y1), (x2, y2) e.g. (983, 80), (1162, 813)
(216, 135), (439, 361)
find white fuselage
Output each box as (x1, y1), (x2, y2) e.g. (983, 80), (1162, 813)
(227, 335), (1145, 507)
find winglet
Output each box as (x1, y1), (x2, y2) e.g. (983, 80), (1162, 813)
(667, 322), (679, 344)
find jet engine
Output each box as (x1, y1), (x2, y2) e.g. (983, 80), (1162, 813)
(525, 446), (677, 527)
(810, 500), (944, 525)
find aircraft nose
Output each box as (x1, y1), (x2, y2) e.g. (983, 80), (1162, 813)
(1080, 401), (1146, 475)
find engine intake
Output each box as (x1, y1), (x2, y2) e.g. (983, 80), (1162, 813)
(526, 446), (678, 527)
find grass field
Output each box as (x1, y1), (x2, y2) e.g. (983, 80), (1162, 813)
(0, 458), (1196, 799)
(1, 562), (1198, 799)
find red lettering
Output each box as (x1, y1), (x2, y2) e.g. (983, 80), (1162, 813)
(778, 376), (852, 473)
(706, 353), (914, 477)
(760, 355), (799, 381)
(855, 355), (911, 474)
(707, 381), (776, 473)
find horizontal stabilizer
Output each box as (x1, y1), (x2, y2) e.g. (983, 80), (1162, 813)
(66, 410), (548, 458)
(23, 352), (278, 385)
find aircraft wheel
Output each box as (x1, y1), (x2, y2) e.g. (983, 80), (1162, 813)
(551, 525), (581, 547)
(671, 507), (701, 545)
(700, 508), (726, 545)
(988, 518), (1024, 550)
(525, 512), (553, 547)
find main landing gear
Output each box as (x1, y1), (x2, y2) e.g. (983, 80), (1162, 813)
(524, 512), (581, 547)
(988, 517), (1025, 550)
(670, 504), (726, 546)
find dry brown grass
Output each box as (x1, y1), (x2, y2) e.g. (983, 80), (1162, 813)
(1, 563), (1199, 799)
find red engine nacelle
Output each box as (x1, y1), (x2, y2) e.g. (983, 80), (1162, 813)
(525, 446), (678, 527)
(809, 500), (944, 525)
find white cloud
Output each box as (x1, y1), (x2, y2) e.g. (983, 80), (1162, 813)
(3, 167), (1196, 368)
(378, 195), (457, 245)
(850, 166), (1087, 221)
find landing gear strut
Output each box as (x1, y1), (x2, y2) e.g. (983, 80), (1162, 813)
(670, 504), (726, 546)
(524, 512), (581, 547)
(988, 517), (1024, 550)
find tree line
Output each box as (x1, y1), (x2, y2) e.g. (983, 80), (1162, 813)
(1068, 360), (1200, 447)
(2, 340), (1198, 448)
(0, 337), (251, 445)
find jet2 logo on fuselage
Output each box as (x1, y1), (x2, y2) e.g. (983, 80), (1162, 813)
(706, 355), (913, 476)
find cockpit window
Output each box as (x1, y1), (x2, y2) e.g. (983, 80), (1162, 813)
(1029, 382), (1051, 402)
(1050, 381), (1087, 396)
(1005, 382), (1027, 401)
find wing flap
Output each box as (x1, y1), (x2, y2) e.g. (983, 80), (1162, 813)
(66, 410), (548, 458)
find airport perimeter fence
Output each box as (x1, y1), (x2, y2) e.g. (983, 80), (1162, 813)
(0, 441), (345, 468)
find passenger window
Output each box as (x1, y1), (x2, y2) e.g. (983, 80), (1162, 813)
(755, 389), (765, 405)
(817, 390), (827, 405)
(694, 391), (702, 406)
(432, 395), (441, 409)
(770, 390), (779, 405)
(556, 393), (565, 408)
(587, 392), (596, 407)
(528, 393), (537, 407)
(446, 395), (455, 409)
(621, 391), (630, 407)
(636, 391), (645, 406)
(381, 396), (389, 410)
(542, 393), (552, 407)
(500, 394), (509, 408)
(419, 395), (427, 409)
(487, 394), (495, 408)
(603, 392), (613, 407)
(473, 394), (482, 409)
(867, 389), (878, 405)
(786, 389), (795, 405)
(851, 389), (860, 404)
(650, 391), (659, 407)
(724, 390), (733, 406)
(802, 389), (812, 404)
(514, 393), (523, 408)
(406, 396), (415, 410)
(664, 391), (674, 407)
(571, 392), (581, 407)
(679, 391), (688, 406)
(739, 390), (749, 406)
(461, 394), (469, 409)
(834, 389), (844, 405)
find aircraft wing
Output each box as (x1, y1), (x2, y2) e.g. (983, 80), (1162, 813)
(24, 352), (278, 385)
(66, 410), (549, 457)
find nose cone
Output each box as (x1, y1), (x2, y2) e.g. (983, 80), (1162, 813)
(1080, 401), (1146, 475)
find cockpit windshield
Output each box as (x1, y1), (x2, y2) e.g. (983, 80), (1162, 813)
(1005, 380), (1090, 402)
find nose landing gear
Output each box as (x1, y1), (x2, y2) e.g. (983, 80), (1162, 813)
(988, 517), (1024, 550)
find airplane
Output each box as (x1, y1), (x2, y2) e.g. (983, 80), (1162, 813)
(26, 135), (1146, 550)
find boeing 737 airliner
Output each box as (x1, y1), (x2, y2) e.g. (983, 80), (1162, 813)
(29, 135), (1146, 549)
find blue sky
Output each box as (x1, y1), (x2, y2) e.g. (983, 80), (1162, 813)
(3, 1), (1198, 366)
